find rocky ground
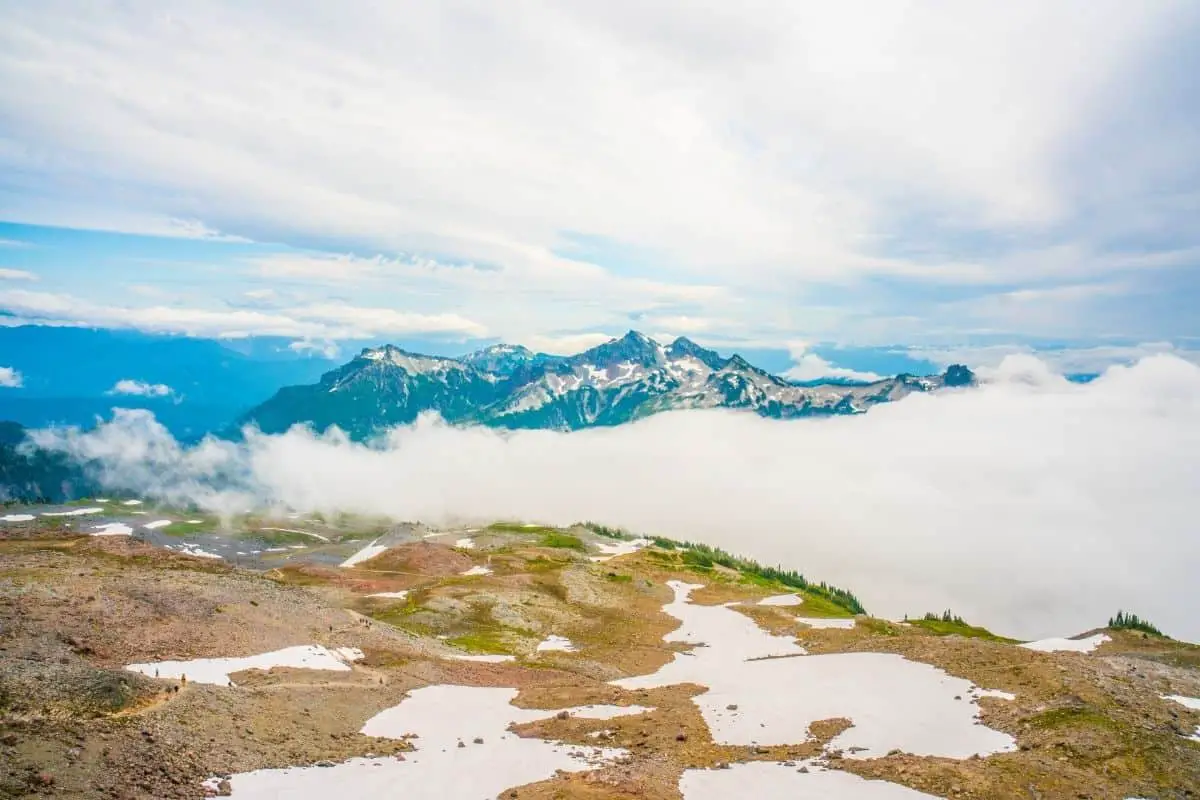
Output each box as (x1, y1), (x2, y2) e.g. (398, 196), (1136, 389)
(1, 511), (1198, 799)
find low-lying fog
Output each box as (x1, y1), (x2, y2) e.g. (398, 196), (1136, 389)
(33, 354), (1200, 642)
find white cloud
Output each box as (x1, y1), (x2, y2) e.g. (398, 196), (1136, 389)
(34, 355), (1200, 642)
(108, 379), (173, 397)
(516, 332), (616, 356)
(0, 289), (487, 341)
(0, 0), (1189, 291)
(0, 268), (36, 280)
(913, 342), (1200, 375)
(0, 238), (31, 248)
(0, 367), (23, 387)
(784, 342), (882, 382)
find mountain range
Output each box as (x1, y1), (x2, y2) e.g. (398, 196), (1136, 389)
(240, 331), (974, 438)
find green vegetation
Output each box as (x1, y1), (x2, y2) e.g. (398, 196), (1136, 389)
(447, 630), (512, 655)
(652, 537), (866, 615)
(1109, 610), (1166, 637)
(489, 521), (556, 534)
(537, 531), (586, 551)
(605, 572), (633, 583)
(577, 521), (632, 540)
(1026, 705), (1120, 732)
(908, 611), (1018, 643)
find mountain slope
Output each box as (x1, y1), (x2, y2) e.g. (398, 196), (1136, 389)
(240, 331), (974, 437)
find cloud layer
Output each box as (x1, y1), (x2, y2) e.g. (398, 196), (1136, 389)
(108, 379), (173, 398)
(1, 3), (1198, 346)
(35, 355), (1200, 642)
(0, 367), (22, 388)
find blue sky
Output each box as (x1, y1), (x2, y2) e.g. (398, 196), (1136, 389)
(1, 1), (1198, 379)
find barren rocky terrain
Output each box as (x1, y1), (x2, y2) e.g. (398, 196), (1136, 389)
(1, 506), (1197, 798)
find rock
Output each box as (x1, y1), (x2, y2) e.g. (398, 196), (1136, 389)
(675, 732), (687, 742)
(556, 711), (570, 720)
(217, 779), (232, 796)
(473, 737), (484, 744)
(726, 704), (738, 711)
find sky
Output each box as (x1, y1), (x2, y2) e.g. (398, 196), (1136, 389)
(1, 1), (1199, 375)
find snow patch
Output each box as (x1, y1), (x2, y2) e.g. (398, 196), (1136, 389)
(461, 565), (492, 576)
(91, 523), (133, 536)
(122, 499), (143, 506)
(757, 594), (803, 607)
(368, 591), (409, 599)
(454, 538), (476, 549)
(591, 538), (652, 561)
(174, 543), (223, 560)
(536, 635), (577, 652)
(261, 527), (330, 542)
(614, 581), (1017, 759)
(341, 539), (388, 567)
(218, 686), (624, 799)
(1, 514), (35, 522)
(1020, 633), (1110, 653)
(143, 519), (172, 530)
(41, 507), (103, 517)
(126, 645), (363, 686)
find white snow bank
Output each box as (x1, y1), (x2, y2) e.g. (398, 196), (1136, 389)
(447, 654), (515, 663)
(454, 537), (475, 549)
(174, 543), (222, 560)
(1164, 694), (1200, 710)
(757, 594), (803, 606)
(91, 523), (133, 536)
(341, 539), (387, 567)
(590, 538), (652, 562)
(536, 635), (577, 652)
(368, 591), (409, 599)
(614, 581), (1016, 759)
(680, 760), (939, 799)
(41, 507), (103, 517)
(121, 499), (143, 506)
(261, 527), (330, 542)
(1163, 695), (1200, 741)
(143, 519), (172, 529)
(221, 686), (625, 798)
(795, 617), (856, 629)
(461, 565), (492, 576)
(555, 704), (652, 720)
(126, 645), (363, 686)
(1020, 633), (1110, 653)
(1, 514), (35, 522)
(186, 519), (204, 524)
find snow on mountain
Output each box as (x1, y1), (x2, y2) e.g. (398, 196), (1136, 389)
(240, 331), (974, 436)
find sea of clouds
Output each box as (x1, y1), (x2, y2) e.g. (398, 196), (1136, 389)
(31, 354), (1200, 642)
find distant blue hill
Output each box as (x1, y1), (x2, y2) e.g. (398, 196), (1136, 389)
(0, 326), (336, 440)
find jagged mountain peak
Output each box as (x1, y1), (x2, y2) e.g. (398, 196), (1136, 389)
(243, 333), (974, 436)
(666, 336), (726, 370)
(574, 330), (665, 368)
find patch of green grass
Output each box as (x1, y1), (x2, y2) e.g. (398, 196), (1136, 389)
(859, 618), (900, 636)
(447, 630), (512, 655)
(1025, 705), (1120, 732)
(605, 572), (633, 583)
(538, 531), (586, 551)
(907, 617), (1018, 643)
(489, 521), (558, 535)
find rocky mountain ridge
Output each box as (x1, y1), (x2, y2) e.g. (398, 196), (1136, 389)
(241, 331), (974, 438)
